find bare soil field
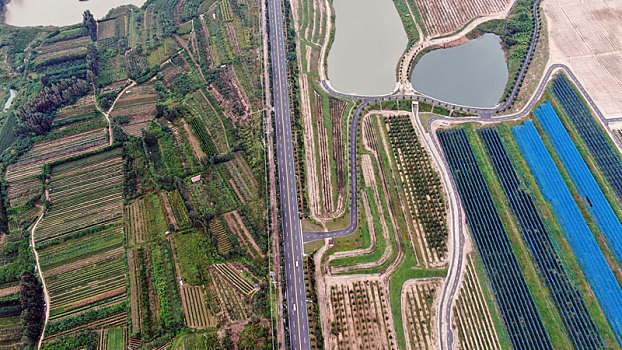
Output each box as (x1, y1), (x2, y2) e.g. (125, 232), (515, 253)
(544, 0), (622, 117)
(413, 0), (512, 37)
(401, 278), (442, 350)
(326, 276), (398, 350)
(453, 254), (502, 350)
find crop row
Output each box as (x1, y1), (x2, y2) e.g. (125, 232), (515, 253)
(479, 126), (604, 349)
(437, 128), (552, 350)
(403, 280), (440, 350)
(387, 115), (447, 257)
(180, 285), (216, 329)
(210, 219), (231, 254)
(214, 263), (256, 296)
(413, 0), (508, 37)
(454, 255), (502, 350)
(188, 116), (217, 157)
(167, 190), (190, 226)
(208, 268), (251, 321)
(328, 280), (395, 349)
(6, 127), (107, 207)
(223, 152), (259, 202)
(124, 194), (169, 246)
(185, 90), (230, 153)
(35, 148), (127, 325)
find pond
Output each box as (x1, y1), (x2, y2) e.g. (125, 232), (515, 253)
(411, 33), (509, 108)
(327, 0), (407, 96)
(4, 0), (146, 27)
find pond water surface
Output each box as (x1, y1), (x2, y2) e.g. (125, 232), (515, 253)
(5, 0), (146, 27)
(327, 0), (407, 96)
(411, 33), (508, 108)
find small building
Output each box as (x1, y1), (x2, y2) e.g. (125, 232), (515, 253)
(191, 175), (202, 183)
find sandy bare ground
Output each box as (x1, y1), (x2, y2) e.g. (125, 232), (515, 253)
(543, 0), (622, 118)
(401, 278), (443, 350)
(453, 254), (502, 350)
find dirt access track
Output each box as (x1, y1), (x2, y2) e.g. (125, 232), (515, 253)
(543, 0), (622, 118)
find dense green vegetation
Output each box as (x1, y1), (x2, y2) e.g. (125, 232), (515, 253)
(469, 0), (538, 103)
(0, 0), (269, 348)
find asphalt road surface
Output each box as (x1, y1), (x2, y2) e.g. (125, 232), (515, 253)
(266, 0), (311, 349)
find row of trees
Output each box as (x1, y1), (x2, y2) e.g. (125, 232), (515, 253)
(17, 79), (90, 135)
(20, 271), (44, 349)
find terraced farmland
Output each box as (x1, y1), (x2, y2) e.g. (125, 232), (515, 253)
(479, 126), (604, 348)
(36, 147), (126, 333)
(110, 82), (158, 137)
(5, 124), (107, 207)
(33, 31), (95, 85)
(437, 128), (552, 349)
(513, 120), (622, 342)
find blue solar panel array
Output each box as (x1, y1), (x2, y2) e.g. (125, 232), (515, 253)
(513, 120), (622, 344)
(551, 74), (622, 206)
(437, 128), (552, 350)
(535, 101), (622, 267)
(478, 127), (604, 349)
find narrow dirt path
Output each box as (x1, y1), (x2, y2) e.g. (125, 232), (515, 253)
(95, 80), (136, 146)
(33, 190), (50, 350)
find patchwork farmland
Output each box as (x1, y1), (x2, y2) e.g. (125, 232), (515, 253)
(0, 0), (270, 348)
(36, 147), (126, 342)
(110, 82), (158, 137)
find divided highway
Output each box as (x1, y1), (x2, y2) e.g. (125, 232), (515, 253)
(266, 0), (311, 349)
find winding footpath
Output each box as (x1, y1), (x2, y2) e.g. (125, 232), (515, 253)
(33, 190), (50, 350)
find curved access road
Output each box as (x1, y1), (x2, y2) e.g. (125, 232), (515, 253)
(299, 4), (574, 350)
(306, 61), (604, 350)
